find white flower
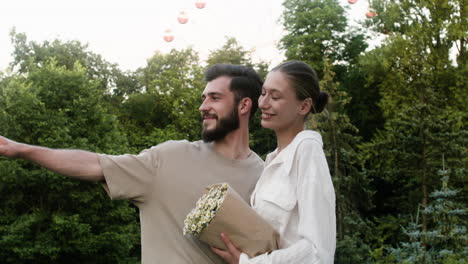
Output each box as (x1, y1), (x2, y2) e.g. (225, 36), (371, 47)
(183, 183), (228, 236)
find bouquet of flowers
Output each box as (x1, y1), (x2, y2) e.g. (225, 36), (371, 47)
(183, 183), (229, 236)
(183, 183), (279, 258)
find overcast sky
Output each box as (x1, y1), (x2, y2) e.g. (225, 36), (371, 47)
(1, 0), (371, 72)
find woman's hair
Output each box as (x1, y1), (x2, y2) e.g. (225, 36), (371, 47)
(271, 60), (328, 114)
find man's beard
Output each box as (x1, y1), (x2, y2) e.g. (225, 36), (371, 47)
(201, 107), (240, 142)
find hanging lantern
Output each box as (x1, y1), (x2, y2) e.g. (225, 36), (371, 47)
(163, 29), (174, 42)
(348, 0), (357, 4)
(195, 0), (206, 9)
(366, 8), (377, 18)
(177, 11), (189, 24)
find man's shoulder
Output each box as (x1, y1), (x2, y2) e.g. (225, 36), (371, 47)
(249, 151), (264, 165)
(151, 139), (207, 154)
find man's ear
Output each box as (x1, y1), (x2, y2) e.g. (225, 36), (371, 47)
(239, 97), (252, 116)
(299, 98), (312, 116)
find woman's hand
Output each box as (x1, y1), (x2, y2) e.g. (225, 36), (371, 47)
(211, 233), (242, 264)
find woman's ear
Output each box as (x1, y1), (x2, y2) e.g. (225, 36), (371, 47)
(239, 97), (252, 116)
(299, 98), (312, 116)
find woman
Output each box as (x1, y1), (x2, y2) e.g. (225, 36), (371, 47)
(212, 61), (336, 263)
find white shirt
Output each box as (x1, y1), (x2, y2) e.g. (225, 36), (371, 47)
(240, 130), (336, 264)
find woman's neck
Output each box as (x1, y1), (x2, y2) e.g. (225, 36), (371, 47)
(275, 124), (305, 153)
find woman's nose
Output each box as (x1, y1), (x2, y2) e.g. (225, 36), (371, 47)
(259, 96), (269, 109)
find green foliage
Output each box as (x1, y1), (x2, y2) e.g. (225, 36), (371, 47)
(249, 111), (276, 159)
(345, 54), (384, 141)
(314, 60), (373, 211)
(280, 0), (347, 74)
(9, 29), (123, 96)
(279, 0), (380, 142)
(422, 170), (467, 262)
(379, 171), (467, 263)
(311, 60), (374, 262)
(335, 213), (375, 264)
(1, 0), (466, 260)
(0, 55), (138, 263)
(119, 48), (205, 151)
(280, 0), (368, 75)
(206, 37), (255, 68)
(360, 0), (467, 254)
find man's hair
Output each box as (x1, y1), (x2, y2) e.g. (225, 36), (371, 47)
(204, 64), (263, 119)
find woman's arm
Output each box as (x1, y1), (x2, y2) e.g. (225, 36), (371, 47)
(216, 235), (321, 264)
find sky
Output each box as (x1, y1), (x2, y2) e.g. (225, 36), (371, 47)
(1, 0), (372, 72)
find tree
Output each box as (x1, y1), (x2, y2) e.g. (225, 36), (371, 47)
(310, 60), (374, 263)
(206, 37), (255, 68)
(280, 0), (346, 74)
(341, 50), (384, 141)
(0, 61), (139, 263)
(10, 30), (119, 91)
(280, 0), (367, 75)
(279, 0), (381, 142)
(361, 0), (467, 251)
(383, 168), (467, 263)
(118, 48), (205, 152)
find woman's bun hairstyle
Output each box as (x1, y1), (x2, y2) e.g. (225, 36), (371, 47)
(272, 60), (328, 114)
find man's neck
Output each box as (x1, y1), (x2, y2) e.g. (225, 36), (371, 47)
(213, 128), (251, 160)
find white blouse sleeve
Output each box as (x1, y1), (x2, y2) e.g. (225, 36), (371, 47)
(240, 139), (336, 264)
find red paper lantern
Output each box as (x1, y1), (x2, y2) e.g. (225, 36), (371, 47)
(195, 1), (206, 9)
(163, 29), (174, 42)
(177, 11), (189, 24)
(366, 8), (377, 18)
(348, 0), (357, 4)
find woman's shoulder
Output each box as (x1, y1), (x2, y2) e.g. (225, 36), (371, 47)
(293, 130), (323, 150)
(266, 131), (324, 174)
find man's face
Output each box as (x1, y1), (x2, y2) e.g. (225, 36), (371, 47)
(199, 76), (240, 142)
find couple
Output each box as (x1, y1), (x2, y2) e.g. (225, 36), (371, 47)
(0, 61), (336, 263)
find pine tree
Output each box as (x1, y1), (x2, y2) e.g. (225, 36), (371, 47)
(361, 0), (467, 246)
(311, 60), (374, 263)
(386, 167), (467, 263)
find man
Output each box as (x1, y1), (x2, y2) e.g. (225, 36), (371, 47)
(0, 64), (264, 263)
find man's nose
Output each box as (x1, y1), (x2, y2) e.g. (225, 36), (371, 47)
(199, 99), (209, 112)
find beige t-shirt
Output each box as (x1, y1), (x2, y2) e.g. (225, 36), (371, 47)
(98, 140), (264, 264)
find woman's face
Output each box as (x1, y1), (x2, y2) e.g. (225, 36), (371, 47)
(258, 70), (308, 132)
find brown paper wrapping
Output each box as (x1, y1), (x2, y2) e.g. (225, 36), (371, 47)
(196, 183), (279, 258)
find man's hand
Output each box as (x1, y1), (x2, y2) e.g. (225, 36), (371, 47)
(0, 136), (22, 158)
(211, 233), (242, 264)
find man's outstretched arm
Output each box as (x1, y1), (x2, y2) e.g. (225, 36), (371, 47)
(0, 136), (104, 182)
